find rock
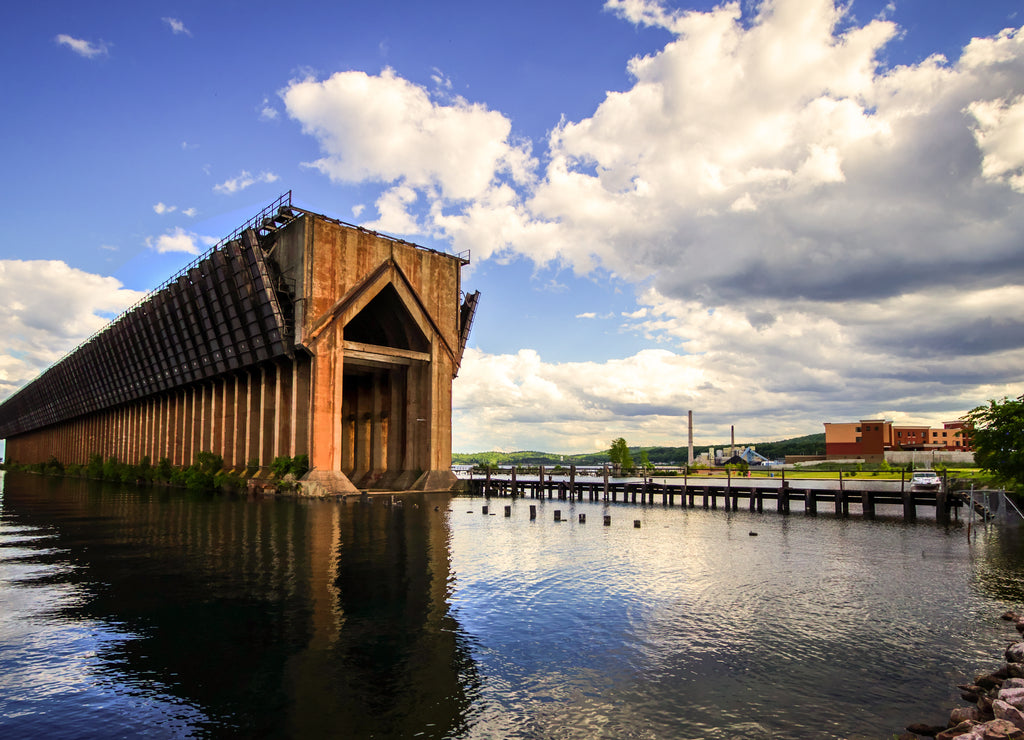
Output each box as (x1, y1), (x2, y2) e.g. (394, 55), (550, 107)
(994, 700), (1024, 732)
(953, 707), (984, 725)
(937, 720), (980, 740)
(980, 675), (1007, 690)
(1005, 679), (1024, 690)
(1016, 623), (1024, 635)
(999, 688), (1024, 710)
(908, 722), (949, 737)
(1007, 643), (1024, 664)
(981, 695), (998, 718)
(979, 718), (1024, 739)
(1007, 664), (1024, 679)
(1003, 612), (1020, 622)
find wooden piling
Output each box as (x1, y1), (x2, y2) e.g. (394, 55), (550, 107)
(529, 504), (537, 520)
(604, 514), (611, 526)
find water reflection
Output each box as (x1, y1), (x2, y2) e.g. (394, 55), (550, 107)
(0, 472), (475, 738)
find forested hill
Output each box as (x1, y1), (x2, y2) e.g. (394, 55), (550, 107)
(452, 433), (825, 466)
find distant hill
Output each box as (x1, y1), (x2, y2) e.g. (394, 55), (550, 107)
(452, 433), (825, 466)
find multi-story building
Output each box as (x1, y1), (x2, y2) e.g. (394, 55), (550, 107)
(824, 417), (972, 459)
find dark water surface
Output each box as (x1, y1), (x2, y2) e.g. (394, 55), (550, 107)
(1, 471), (1023, 739)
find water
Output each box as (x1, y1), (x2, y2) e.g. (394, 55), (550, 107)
(1, 471), (1023, 739)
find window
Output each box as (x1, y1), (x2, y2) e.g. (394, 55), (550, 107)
(855, 426), (861, 432)
(855, 436), (862, 443)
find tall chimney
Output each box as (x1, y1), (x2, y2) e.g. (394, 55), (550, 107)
(731, 425), (735, 457)
(688, 410), (694, 465)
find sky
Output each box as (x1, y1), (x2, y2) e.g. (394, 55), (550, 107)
(1, 0), (1023, 455)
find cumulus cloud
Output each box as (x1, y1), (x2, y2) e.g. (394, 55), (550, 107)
(153, 202), (176, 214)
(162, 17), (191, 36)
(54, 34), (108, 58)
(289, 0), (1024, 450)
(145, 227), (216, 255)
(213, 170), (279, 194)
(0, 261), (145, 400)
(283, 68), (535, 206)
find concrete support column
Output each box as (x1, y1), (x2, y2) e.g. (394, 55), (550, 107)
(292, 356), (310, 458)
(220, 377), (234, 465)
(246, 369), (260, 469)
(206, 380), (218, 455)
(274, 360), (293, 459)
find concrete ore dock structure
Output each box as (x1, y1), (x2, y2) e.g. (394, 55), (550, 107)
(0, 193), (479, 494)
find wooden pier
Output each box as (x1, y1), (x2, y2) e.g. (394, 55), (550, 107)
(462, 469), (962, 524)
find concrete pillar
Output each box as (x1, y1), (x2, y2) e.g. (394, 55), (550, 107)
(292, 356), (310, 457)
(246, 368), (260, 469)
(260, 364), (277, 467)
(274, 360), (292, 459)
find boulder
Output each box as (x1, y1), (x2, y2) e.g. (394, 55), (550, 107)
(994, 700), (1024, 732)
(981, 675), (1007, 690)
(1006, 664), (1024, 679)
(1007, 643), (1024, 664)
(999, 688), (1024, 710)
(1003, 612), (1021, 622)
(953, 707), (984, 725)
(937, 720), (980, 740)
(1005, 679), (1024, 690)
(978, 718), (1024, 739)
(908, 722), (949, 737)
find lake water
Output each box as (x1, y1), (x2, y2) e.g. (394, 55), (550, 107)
(1, 471), (1023, 739)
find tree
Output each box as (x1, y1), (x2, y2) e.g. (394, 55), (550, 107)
(608, 438), (634, 472)
(965, 397), (1024, 492)
(639, 450), (652, 471)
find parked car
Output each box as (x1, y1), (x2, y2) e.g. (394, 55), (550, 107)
(911, 469), (942, 489)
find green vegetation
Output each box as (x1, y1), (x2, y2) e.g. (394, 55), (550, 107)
(0, 451), (311, 494)
(452, 433), (826, 468)
(966, 396), (1024, 494)
(608, 437), (634, 473)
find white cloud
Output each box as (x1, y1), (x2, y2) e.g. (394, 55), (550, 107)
(259, 97), (279, 120)
(362, 185), (420, 234)
(182, 207), (197, 217)
(288, 0), (1024, 451)
(162, 17), (191, 36)
(54, 34), (108, 58)
(145, 227), (214, 255)
(283, 68), (535, 204)
(576, 312), (598, 319)
(0, 261), (145, 400)
(352, 204), (365, 218)
(153, 202), (176, 215)
(213, 170), (279, 194)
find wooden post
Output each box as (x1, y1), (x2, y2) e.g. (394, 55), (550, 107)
(504, 505), (511, 517)
(554, 509), (561, 522)
(529, 504), (537, 520)
(511, 465), (518, 498)
(539, 465), (545, 498)
(805, 489), (816, 515)
(603, 464), (609, 501)
(570, 464), (577, 500)
(604, 515), (611, 526)
(862, 490), (875, 519)
(936, 489), (949, 526)
(579, 513), (586, 523)
(902, 490), (916, 522)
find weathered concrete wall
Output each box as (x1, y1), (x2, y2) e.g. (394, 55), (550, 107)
(287, 215), (463, 493)
(885, 450), (975, 466)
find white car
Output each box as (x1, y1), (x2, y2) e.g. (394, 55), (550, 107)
(911, 470), (942, 489)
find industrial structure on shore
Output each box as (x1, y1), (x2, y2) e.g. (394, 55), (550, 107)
(0, 193), (479, 494)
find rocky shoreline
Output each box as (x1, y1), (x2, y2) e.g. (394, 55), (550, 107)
(899, 612), (1024, 739)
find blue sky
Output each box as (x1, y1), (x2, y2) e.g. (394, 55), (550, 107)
(1, 0), (1023, 454)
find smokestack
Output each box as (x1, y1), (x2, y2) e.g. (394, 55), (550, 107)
(688, 410), (694, 465)
(731, 425), (735, 457)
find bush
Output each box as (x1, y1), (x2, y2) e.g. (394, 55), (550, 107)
(86, 453), (104, 479)
(157, 457), (173, 481)
(290, 454), (309, 478)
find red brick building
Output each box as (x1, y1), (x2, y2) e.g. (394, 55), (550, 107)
(824, 417), (972, 458)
